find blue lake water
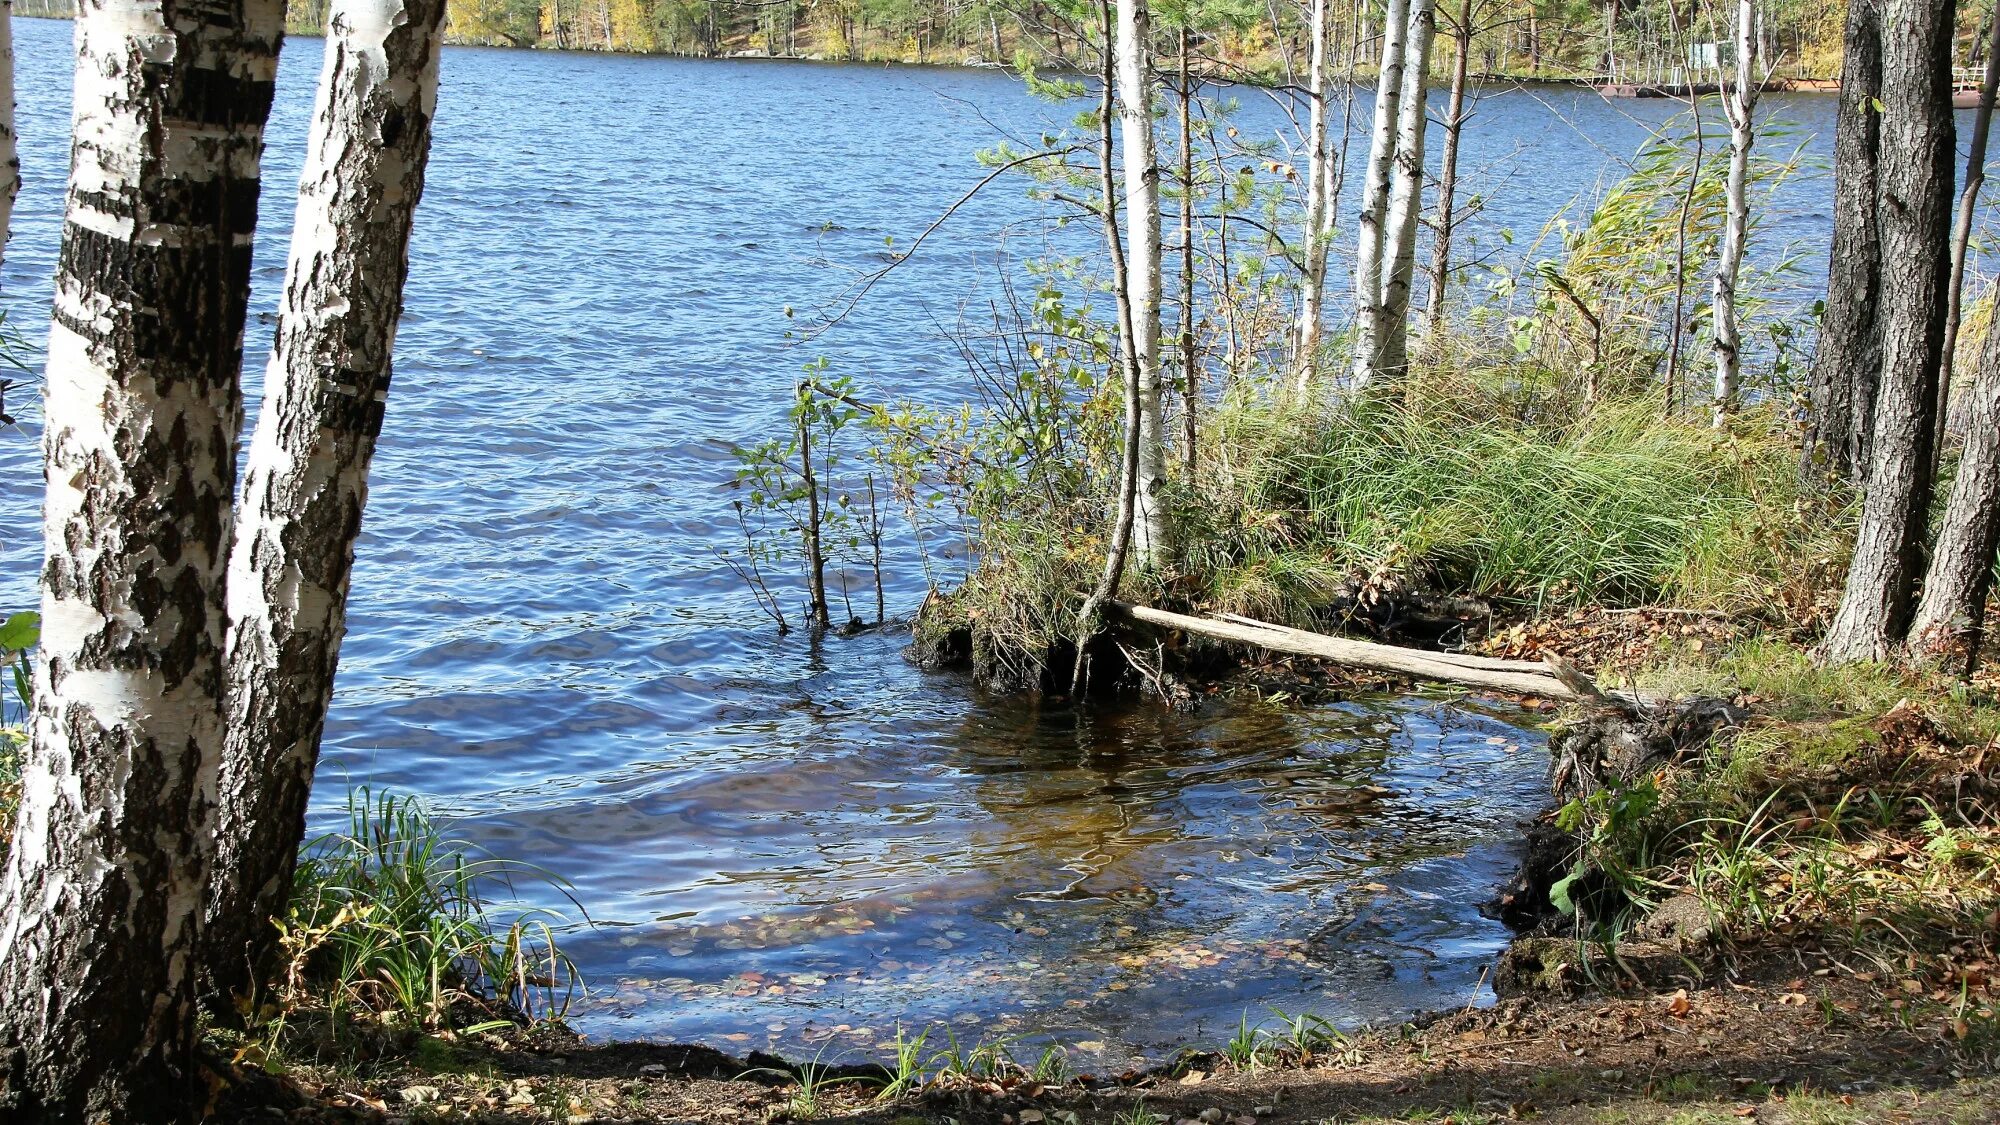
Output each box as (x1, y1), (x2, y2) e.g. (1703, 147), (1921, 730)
(0, 16), (1860, 1065)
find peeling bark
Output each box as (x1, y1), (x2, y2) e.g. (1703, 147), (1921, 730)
(0, 0), (284, 1119)
(1349, 0), (1410, 388)
(1821, 0), (1954, 664)
(1375, 0), (1435, 381)
(1115, 0), (1168, 567)
(1711, 0), (1757, 427)
(1292, 0), (1335, 388)
(204, 0), (448, 1012)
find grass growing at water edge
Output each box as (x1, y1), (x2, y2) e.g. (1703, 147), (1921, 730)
(227, 788), (583, 1067)
(1541, 634), (2000, 1006)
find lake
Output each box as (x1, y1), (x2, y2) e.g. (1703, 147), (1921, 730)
(0, 16), (1848, 1065)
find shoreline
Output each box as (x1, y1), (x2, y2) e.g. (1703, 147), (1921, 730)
(12, 13), (1843, 92)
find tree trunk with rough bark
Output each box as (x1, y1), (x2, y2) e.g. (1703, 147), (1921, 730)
(203, 0), (449, 1015)
(1293, 0), (1335, 390)
(0, 0), (283, 1119)
(1802, 0), (1884, 487)
(0, 0), (16, 269)
(1821, 0), (1954, 664)
(1710, 0), (1757, 427)
(1376, 0), (1435, 381)
(1936, 0), (2000, 460)
(1423, 0), (1472, 335)
(1908, 317), (2000, 665)
(1115, 0), (1168, 567)
(1350, 0), (1410, 387)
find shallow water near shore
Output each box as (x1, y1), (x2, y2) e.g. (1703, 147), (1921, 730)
(0, 17), (1854, 1063)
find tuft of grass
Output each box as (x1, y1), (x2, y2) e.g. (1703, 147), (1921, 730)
(925, 1027), (1014, 1083)
(1264, 1006), (1349, 1065)
(750, 1041), (861, 1122)
(1027, 1041), (1072, 1084)
(1220, 1011), (1269, 1071)
(1187, 394), (1824, 619)
(274, 788), (581, 1040)
(907, 366), (1840, 682)
(1110, 1101), (1167, 1125)
(873, 1024), (931, 1101)
(1560, 632), (2000, 971)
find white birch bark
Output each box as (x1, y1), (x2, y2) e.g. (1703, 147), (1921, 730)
(0, 0), (17, 270)
(1350, 0), (1410, 388)
(1292, 0), (1334, 392)
(0, 0), (283, 1118)
(1116, 0), (1168, 567)
(202, 0), (450, 1008)
(1376, 0), (1435, 381)
(1711, 0), (1758, 427)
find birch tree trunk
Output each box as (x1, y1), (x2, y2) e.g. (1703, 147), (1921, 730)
(1375, 0), (1434, 381)
(1115, 0), (1168, 567)
(1177, 26), (1196, 473)
(0, 0), (17, 269)
(1074, 0), (1144, 688)
(0, 0), (283, 1119)
(1820, 0), (1954, 664)
(1710, 0), (1757, 428)
(1801, 0), (1884, 486)
(1907, 312), (2000, 664)
(1349, 0), (1410, 388)
(1292, 0), (1334, 390)
(203, 0), (449, 1013)
(1422, 0), (1472, 335)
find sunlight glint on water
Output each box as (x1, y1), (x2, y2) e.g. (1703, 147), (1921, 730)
(0, 18), (1842, 1062)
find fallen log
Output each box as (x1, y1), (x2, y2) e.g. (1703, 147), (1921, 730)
(1109, 601), (1605, 702)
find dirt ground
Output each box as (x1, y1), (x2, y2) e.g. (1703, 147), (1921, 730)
(213, 941), (2000, 1124)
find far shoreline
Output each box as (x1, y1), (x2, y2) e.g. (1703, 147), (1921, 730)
(10, 11), (1842, 91)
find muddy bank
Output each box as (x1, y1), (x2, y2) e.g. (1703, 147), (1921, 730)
(213, 939), (2000, 1123)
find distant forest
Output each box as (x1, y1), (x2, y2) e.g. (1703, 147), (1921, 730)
(10, 0), (1882, 80)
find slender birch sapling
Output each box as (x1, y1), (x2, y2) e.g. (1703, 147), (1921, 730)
(1116, 0), (1169, 568)
(1350, 0), (1411, 387)
(1710, 0), (1759, 427)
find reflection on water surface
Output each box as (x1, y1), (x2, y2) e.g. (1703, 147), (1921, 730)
(0, 17), (1640, 1061)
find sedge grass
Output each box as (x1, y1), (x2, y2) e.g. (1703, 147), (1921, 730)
(275, 787), (582, 1039)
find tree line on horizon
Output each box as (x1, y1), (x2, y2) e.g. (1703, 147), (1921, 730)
(6, 0), (1869, 78)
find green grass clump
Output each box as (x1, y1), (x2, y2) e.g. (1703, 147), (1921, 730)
(0, 724), (19, 867)
(271, 788), (580, 1042)
(908, 377), (1838, 682)
(1553, 631), (2000, 965)
(1188, 393), (1823, 618)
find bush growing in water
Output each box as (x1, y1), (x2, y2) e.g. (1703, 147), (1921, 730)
(895, 369), (1837, 682)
